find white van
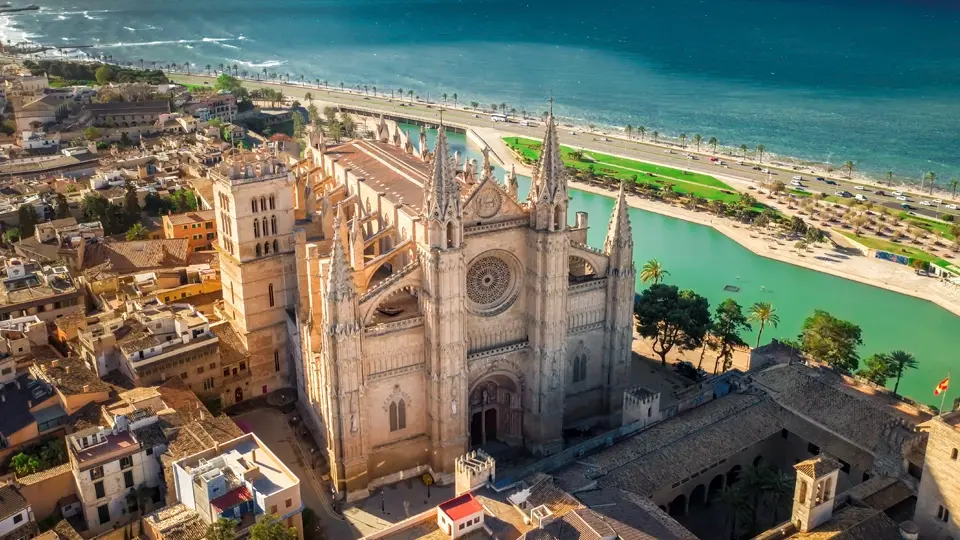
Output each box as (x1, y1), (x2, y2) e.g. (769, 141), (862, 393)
(854, 194), (868, 201)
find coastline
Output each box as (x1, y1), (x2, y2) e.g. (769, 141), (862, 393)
(158, 72), (960, 199)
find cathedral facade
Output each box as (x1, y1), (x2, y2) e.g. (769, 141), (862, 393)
(291, 115), (636, 501)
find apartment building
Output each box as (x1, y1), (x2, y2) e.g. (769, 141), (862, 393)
(162, 211), (217, 253)
(0, 485), (38, 540)
(0, 258), (83, 323)
(66, 408), (166, 535)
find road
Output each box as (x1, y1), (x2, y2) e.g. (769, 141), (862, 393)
(169, 73), (960, 222)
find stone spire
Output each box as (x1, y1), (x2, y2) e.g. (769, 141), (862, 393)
(376, 114), (389, 143)
(424, 125), (462, 222)
(604, 181), (633, 254)
(479, 146), (494, 183)
(529, 105), (567, 207)
(327, 215), (356, 302)
(506, 164), (519, 199)
(418, 125), (428, 160)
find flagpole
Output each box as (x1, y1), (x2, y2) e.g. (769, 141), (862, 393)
(939, 371), (951, 418)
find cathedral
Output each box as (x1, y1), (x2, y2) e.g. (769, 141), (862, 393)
(288, 114), (637, 501)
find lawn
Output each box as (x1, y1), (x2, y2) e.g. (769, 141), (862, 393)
(839, 231), (953, 269)
(900, 213), (957, 240)
(503, 136), (744, 204)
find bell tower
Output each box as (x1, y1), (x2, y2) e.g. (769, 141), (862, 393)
(792, 456), (841, 532)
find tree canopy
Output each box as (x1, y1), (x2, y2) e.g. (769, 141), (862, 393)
(634, 284), (711, 365)
(17, 204), (38, 238)
(249, 514), (298, 540)
(95, 65), (115, 85)
(206, 518), (237, 540)
(712, 299), (751, 374)
(798, 310), (862, 372)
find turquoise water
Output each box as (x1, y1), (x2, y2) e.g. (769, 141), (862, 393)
(420, 125), (957, 406)
(6, 0), (960, 180)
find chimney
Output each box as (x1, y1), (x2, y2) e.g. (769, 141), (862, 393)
(51, 359), (59, 368)
(82, 384), (91, 393)
(65, 366), (71, 374)
(898, 521), (919, 540)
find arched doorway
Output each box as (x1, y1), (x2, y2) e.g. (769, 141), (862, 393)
(690, 484), (707, 508)
(668, 493), (687, 516)
(727, 465), (742, 486)
(469, 373), (522, 448)
(235, 387), (243, 403)
(708, 474), (725, 501)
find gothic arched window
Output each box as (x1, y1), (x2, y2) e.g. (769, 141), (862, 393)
(272, 239), (278, 253)
(389, 400), (406, 432)
(251, 199), (258, 213)
(253, 220), (260, 238)
(573, 354), (587, 383)
(261, 217), (269, 237)
(268, 283), (275, 307)
(264, 241), (270, 255)
(255, 244), (262, 257)
(260, 196), (267, 212)
(271, 215), (277, 235)
(269, 195), (275, 210)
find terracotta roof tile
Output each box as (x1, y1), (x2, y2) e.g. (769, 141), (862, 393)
(81, 238), (189, 274)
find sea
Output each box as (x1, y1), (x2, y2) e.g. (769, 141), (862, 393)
(4, 0), (960, 181)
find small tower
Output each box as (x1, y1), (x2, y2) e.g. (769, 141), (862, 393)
(528, 102), (568, 231)
(792, 456), (841, 532)
(423, 125), (462, 250)
(454, 449), (496, 496)
(600, 181), (635, 420)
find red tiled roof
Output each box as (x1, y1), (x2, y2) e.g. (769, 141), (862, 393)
(439, 493), (483, 522)
(210, 486), (253, 512)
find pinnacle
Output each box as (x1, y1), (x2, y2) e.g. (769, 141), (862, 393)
(604, 181), (633, 254)
(327, 214), (356, 301)
(530, 111), (567, 205)
(425, 125), (461, 221)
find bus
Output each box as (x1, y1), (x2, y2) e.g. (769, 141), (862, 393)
(490, 113), (508, 123)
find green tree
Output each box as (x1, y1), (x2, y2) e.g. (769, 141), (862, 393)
(843, 160), (855, 179)
(39, 439), (66, 466)
(711, 299), (751, 374)
(857, 352), (895, 386)
(3, 227), (21, 244)
(306, 104), (320, 127)
(10, 452), (40, 477)
(708, 136), (718, 153)
(126, 223), (149, 241)
(639, 259), (669, 284)
(634, 284), (711, 366)
(95, 64), (115, 85)
(170, 190), (198, 213)
(638, 125), (646, 140)
(143, 193), (172, 216)
(292, 111), (306, 138)
(250, 514), (298, 540)
(756, 144), (765, 163)
(739, 144), (748, 159)
(206, 517), (237, 540)
(17, 204), (38, 238)
(84, 126), (101, 141)
(888, 350), (918, 396)
(739, 192), (758, 210)
(747, 302), (779, 348)
(679, 133), (687, 148)
(214, 73), (244, 94)
(123, 180), (141, 229)
(718, 484), (751, 540)
(798, 310), (863, 372)
(764, 469), (794, 526)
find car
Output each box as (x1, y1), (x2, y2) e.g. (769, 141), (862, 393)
(737, 161), (746, 166)
(716, 161), (727, 166)
(945, 204), (958, 210)
(893, 191), (904, 196)
(568, 131), (577, 135)
(824, 179), (837, 185)
(664, 149), (674, 154)
(674, 361), (700, 381)
(854, 194), (868, 201)
(792, 175), (803, 181)
(790, 180), (803, 187)
(932, 199), (942, 204)
(815, 177), (826, 181)
(875, 190), (886, 196)
(854, 185), (865, 190)
(896, 195), (909, 201)
(919, 200), (931, 206)
(752, 166), (762, 171)
(602, 137), (611, 142)
(473, 114), (480, 118)
(710, 157), (719, 162)
(835, 190), (852, 197)
(901, 203), (912, 209)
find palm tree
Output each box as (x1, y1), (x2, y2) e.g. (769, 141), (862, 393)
(372, 85), (377, 96)
(743, 465), (773, 534)
(408, 90), (414, 100)
(205, 64), (212, 75)
(925, 171), (937, 194)
(764, 469), (793, 527)
(640, 259), (669, 284)
(886, 171), (894, 186)
(739, 144), (749, 159)
(304, 92), (313, 103)
(315, 78), (320, 88)
(756, 144), (765, 163)
(638, 125), (646, 141)
(844, 160), (855, 179)
(693, 133), (702, 152)
(719, 485), (751, 540)
(232, 64), (238, 76)
(262, 67), (267, 80)
(652, 131), (659, 143)
(888, 350), (918, 395)
(442, 92), (448, 104)
(217, 62), (224, 74)
(747, 302), (779, 348)
(709, 136), (719, 153)
(626, 124), (633, 139)
(452, 93), (458, 107)
(679, 133), (687, 148)
(950, 178), (959, 198)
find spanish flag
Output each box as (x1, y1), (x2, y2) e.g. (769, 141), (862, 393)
(935, 377), (950, 396)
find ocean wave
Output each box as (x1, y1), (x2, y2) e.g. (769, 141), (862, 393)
(201, 37), (230, 43)
(123, 26), (136, 32)
(184, 44), (194, 49)
(228, 58), (287, 69)
(56, 15), (66, 20)
(218, 43), (240, 50)
(96, 37), (237, 48)
(82, 11), (99, 20)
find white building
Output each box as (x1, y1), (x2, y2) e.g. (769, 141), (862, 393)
(66, 407), (166, 535)
(0, 485), (37, 539)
